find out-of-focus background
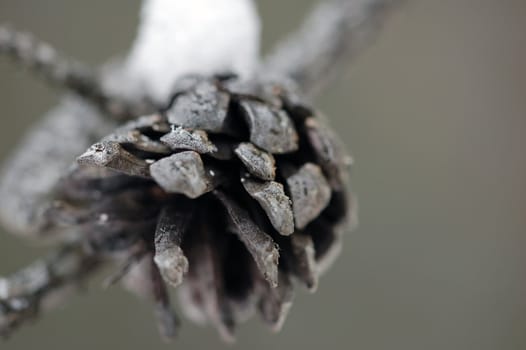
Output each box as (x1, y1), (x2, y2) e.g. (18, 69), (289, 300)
(0, 0), (525, 349)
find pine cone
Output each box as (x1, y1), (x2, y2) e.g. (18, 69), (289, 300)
(46, 74), (354, 340)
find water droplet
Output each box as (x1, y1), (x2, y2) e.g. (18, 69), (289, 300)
(98, 214), (109, 224)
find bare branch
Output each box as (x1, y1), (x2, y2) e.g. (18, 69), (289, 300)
(0, 244), (100, 337)
(0, 25), (153, 120)
(263, 0), (403, 96)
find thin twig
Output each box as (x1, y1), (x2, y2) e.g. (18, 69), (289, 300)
(0, 244), (100, 337)
(0, 25), (154, 120)
(263, 0), (402, 96)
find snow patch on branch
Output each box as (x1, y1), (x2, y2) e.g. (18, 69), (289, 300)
(122, 0), (261, 103)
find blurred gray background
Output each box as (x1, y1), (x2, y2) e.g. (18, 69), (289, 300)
(0, 0), (525, 349)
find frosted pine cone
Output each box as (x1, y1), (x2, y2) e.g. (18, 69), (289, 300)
(45, 74), (354, 340)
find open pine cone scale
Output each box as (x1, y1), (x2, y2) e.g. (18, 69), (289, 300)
(45, 74), (354, 340)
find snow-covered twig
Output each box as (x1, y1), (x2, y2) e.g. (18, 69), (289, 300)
(0, 25), (153, 120)
(0, 244), (100, 337)
(264, 0), (402, 96)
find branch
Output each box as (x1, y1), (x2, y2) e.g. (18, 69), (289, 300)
(0, 25), (154, 120)
(0, 244), (100, 337)
(263, 0), (403, 96)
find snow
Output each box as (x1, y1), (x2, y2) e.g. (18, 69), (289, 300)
(122, 0), (261, 103)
